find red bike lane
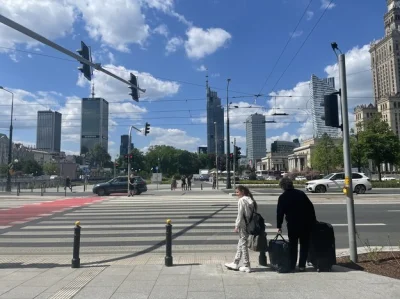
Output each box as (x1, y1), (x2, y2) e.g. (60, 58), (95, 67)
(0, 196), (107, 227)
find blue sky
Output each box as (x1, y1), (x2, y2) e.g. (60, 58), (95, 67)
(0, 0), (387, 158)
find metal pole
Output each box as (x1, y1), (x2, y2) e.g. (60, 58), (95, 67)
(226, 79), (232, 189)
(165, 219), (173, 266)
(339, 53), (357, 263)
(128, 126), (133, 195)
(0, 14), (145, 93)
(214, 122), (219, 190)
(0, 88), (13, 192)
(157, 157), (160, 190)
(71, 221), (81, 268)
(233, 138), (236, 190)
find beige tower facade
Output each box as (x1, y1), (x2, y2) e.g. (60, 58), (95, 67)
(354, 104), (378, 133)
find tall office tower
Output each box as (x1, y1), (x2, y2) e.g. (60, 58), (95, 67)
(369, 0), (400, 136)
(310, 75), (340, 138)
(36, 110), (62, 152)
(80, 98), (109, 155)
(120, 134), (133, 156)
(246, 113), (266, 163)
(206, 82), (225, 156)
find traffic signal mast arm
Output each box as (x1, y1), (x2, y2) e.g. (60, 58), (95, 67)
(0, 13), (146, 94)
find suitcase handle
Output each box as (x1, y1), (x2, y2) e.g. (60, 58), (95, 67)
(273, 233), (287, 242)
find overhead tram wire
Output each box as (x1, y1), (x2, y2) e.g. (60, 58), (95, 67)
(267, 0), (335, 94)
(257, 0), (314, 95)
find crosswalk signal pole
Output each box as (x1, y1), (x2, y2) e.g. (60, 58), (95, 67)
(233, 138), (236, 190)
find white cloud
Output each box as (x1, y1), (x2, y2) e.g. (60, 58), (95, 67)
(58, 96), (82, 144)
(306, 11), (314, 21)
(79, 64), (180, 101)
(211, 73), (220, 78)
(320, 0), (336, 10)
(153, 24), (169, 37)
(291, 30), (304, 38)
(0, 0), (75, 52)
(324, 44), (373, 108)
(69, 0), (150, 52)
(166, 37), (184, 55)
(141, 0), (192, 26)
(184, 27), (232, 59)
(147, 127), (201, 152)
(197, 65), (207, 72)
(108, 52), (116, 64)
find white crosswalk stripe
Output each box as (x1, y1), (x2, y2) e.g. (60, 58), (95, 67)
(0, 196), (285, 255)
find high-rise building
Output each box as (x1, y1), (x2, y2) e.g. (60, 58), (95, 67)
(310, 75), (340, 138)
(198, 147), (207, 154)
(36, 110), (62, 152)
(368, 0), (400, 137)
(246, 113), (266, 164)
(120, 135), (133, 156)
(206, 84), (224, 155)
(271, 140), (297, 154)
(80, 98), (109, 155)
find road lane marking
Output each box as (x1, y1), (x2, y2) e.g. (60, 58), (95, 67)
(332, 223), (386, 226)
(388, 210), (400, 212)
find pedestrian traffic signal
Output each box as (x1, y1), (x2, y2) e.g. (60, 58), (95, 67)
(129, 154), (133, 160)
(124, 155), (128, 161)
(144, 122), (150, 136)
(76, 41), (92, 81)
(323, 93), (341, 129)
(229, 153), (233, 161)
(129, 73), (140, 102)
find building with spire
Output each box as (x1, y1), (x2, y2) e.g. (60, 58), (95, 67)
(206, 74), (225, 156)
(80, 84), (109, 155)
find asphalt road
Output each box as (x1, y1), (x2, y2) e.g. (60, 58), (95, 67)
(0, 194), (398, 256)
(257, 203), (400, 250)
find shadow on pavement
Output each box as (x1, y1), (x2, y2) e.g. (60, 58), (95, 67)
(80, 204), (231, 266)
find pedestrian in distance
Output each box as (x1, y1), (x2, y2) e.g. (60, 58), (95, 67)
(64, 176), (72, 192)
(181, 175), (186, 191)
(128, 174), (135, 197)
(225, 185), (258, 273)
(212, 173), (216, 189)
(276, 177), (317, 272)
(187, 175), (192, 190)
(171, 177), (177, 191)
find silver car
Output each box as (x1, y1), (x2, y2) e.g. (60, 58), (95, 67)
(305, 172), (372, 194)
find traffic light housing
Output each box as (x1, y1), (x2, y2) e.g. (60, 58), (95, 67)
(129, 73), (140, 102)
(77, 41), (92, 81)
(323, 94), (340, 128)
(229, 153), (233, 161)
(144, 122), (150, 136)
(129, 154), (133, 160)
(234, 146), (241, 160)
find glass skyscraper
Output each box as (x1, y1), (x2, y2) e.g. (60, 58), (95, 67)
(80, 98), (109, 155)
(246, 113), (266, 164)
(206, 87), (224, 155)
(36, 110), (62, 152)
(310, 75), (340, 138)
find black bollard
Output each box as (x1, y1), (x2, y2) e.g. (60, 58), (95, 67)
(201, 184), (203, 190)
(57, 185), (59, 192)
(71, 221), (81, 268)
(17, 183), (20, 196)
(165, 219), (173, 267)
(40, 186), (43, 196)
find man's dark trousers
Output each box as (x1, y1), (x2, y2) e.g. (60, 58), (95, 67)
(288, 229), (310, 270)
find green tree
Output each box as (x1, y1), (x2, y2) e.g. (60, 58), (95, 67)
(311, 133), (342, 174)
(87, 144), (111, 168)
(43, 162), (59, 175)
(358, 116), (400, 181)
(0, 164), (8, 177)
(23, 160), (43, 176)
(350, 128), (368, 172)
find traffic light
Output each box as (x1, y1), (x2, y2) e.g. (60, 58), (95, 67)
(76, 41), (92, 81)
(229, 153), (233, 161)
(144, 122), (150, 136)
(129, 73), (140, 102)
(235, 146), (241, 161)
(129, 154), (133, 160)
(124, 155), (128, 161)
(323, 94), (340, 128)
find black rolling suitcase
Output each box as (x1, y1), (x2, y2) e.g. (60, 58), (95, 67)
(268, 234), (291, 273)
(308, 221), (336, 272)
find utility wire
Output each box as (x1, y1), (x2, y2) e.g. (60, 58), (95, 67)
(258, 0), (314, 94)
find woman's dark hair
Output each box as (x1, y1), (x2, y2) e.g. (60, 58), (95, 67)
(236, 185), (257, 211)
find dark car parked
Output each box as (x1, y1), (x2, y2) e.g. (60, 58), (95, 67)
(92, 176), (147, 196)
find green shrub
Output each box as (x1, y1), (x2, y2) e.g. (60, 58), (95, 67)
(371, 180), (400, 188)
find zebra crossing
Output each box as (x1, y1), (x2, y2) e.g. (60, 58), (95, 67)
(0, 196), (285, 255)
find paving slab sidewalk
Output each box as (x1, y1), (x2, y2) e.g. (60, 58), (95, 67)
(0, 254), (399, 299)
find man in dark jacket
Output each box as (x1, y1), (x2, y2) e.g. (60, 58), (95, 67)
(276, 177), (316, 272)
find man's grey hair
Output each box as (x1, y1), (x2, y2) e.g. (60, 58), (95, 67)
(279, 177), (294, 190)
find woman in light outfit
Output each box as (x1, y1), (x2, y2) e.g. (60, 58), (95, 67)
(225, 185), (257, 273)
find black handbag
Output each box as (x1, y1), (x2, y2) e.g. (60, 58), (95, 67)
(268, 234), (292, 273)
(247, 232), (268, 252)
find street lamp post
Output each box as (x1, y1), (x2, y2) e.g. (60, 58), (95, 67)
(214, 121), (219, 189)
(226, 79), (232, 189)
(0, 86), (14, 192)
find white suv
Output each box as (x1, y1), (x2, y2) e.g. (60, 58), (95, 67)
(305, 172), (372, 194)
